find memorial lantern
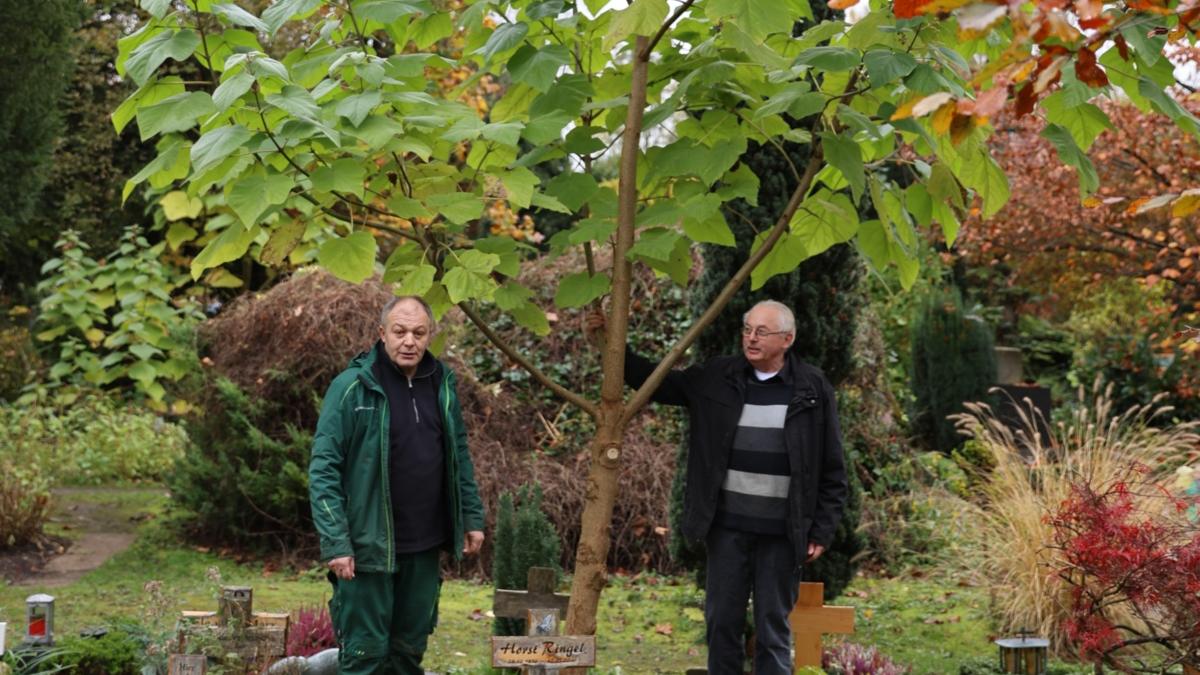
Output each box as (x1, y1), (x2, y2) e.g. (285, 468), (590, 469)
(995, 634), (1048, 675)
(24, 594), (54, 646)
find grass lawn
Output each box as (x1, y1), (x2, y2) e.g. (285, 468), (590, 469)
(2, 487), (1090, 674)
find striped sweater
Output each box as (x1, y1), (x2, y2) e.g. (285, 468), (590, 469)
(713, 374), (792, 535)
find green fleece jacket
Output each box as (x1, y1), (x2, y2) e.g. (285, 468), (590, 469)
(309, 344), (485, 571)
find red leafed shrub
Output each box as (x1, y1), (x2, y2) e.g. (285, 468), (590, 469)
(286, 605), (336, 658)
(1048, 470), (1200, 669)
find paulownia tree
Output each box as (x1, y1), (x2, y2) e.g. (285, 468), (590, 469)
(115, 0), (1199, 635)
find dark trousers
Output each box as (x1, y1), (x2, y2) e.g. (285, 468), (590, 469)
(327, 548), (441, 675)
(705, 526), (799, 675)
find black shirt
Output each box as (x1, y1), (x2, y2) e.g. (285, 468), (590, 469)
(373, 344), (446, 553)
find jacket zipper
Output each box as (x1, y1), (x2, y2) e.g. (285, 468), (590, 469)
(408, 376), (420, 423)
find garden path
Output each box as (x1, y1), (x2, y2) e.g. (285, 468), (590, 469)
(4, 487), (144, 587)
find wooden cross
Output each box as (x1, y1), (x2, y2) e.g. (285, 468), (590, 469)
(789, 581), (855, 669)
(491, 568), (595, 672)
(493, 567), (570, 621)
(172, 586), (290, 675)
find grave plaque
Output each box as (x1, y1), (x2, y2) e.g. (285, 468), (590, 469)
(491, 610), (596, 670)
(789, 582), (855, 668)
(168, 654), (207, 675)
(0, 621), (6, 656)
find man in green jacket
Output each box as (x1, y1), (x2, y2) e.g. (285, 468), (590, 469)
(309, 295), (485, 674)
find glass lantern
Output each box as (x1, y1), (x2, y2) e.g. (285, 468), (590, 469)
(24, 594), (54, 646)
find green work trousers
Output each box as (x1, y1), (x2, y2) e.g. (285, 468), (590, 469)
(328, 548), (441, 675)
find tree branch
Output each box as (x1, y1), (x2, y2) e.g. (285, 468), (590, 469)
(458, 303), (598, 418)
(638, 0), (696, 60)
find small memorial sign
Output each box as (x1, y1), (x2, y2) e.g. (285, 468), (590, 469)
(0, 621), (7, 655)
(168, 654), (207, 675)
(491, 635), (596, 668)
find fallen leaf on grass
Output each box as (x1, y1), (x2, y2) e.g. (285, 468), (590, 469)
(654, 622), (673, 636)
(468, 608), (487, 621)
(922, 615), (961, 624)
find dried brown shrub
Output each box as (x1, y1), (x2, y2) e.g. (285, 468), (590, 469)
(198, 269), (391, 434)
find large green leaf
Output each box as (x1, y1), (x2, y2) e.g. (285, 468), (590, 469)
(863, 49), (917, 85)
(356, 0), (433, 22)
(705, 0), (793, 40)
(789, 191), (859, 257)
(125, 30), (201, 85)
(226, 171), (294, 225)
(794, 47), (860, 72)
(262, 0), (322, 35)
(310, 159), (367, 197)
(955, 145), (1010, 218)
(544, 170), (600, 210)
(213, 72), (254, 112)
(1041, 124), (1099, 196)
(191, 125), (253, 176)
(124, 139), (190, 202)
(497, 167), (539, 209)
(820, 133), (865, 203)
(112, 76), (185, 133)
(136, 92), (216, 140)
(750, 232), (808, 290)
(336, 91), (383, 127)
(443, 250), (500, 303)
(318, 231), (378, 284)
(476, 22), (529, 62)
(212, 3), (268, 32)
(190, 224), (261, 280)
(427, 192), (484, 224)
(267, 84), (321, 120)
(495, 283), (550, 335)
(507, 44), (571, 92)
(604, 0), (668, 50)
(554, 272), (611, 308)
(1040, 93), (1112, 152)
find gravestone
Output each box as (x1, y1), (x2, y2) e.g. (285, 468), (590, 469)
(175, 586), (289, 670)
(789, 582), (855, 668)
(491, 568), (595, 672)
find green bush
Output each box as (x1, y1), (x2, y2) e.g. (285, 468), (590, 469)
(33, 228), (200, 407)
(170, 376), (314, 553)
(58, 629), (143, 675)
(910, 288), (997, 452)
(0, 323), (37, 402)
(492, 484), (561, 637)
(0, 395), (187, 485)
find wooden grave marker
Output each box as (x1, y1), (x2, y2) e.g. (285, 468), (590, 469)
(174, 586), (289, 671)
(167, 654), (207, 675)
(789, 581), (855, 669)
(491, 567), (595, 672)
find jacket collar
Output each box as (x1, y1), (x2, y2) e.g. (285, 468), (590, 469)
(724, 350), (800, 388)
(352, 340), (440, 390)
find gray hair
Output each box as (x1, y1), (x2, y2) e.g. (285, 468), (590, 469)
(743, 300), (795, 334)
(380, 295), (435, 328)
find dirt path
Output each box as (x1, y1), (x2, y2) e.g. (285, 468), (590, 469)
(4, 487), (152, 587)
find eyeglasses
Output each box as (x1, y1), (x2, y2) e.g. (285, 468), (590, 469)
(742, 325), (791, 339)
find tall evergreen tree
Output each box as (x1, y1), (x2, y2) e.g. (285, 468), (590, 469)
(0, 0), (85, 292)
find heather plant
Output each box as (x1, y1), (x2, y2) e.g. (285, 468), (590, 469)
(286, 605), (336, 658)
(823, 641), (909, 675)
(951, 379), (1200, 650)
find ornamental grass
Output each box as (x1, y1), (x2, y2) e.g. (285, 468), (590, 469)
(951, 378), (1200, 654)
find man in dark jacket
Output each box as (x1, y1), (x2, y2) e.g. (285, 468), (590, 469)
(594, 300), (847, 674)
(309, 295), (485, 675)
